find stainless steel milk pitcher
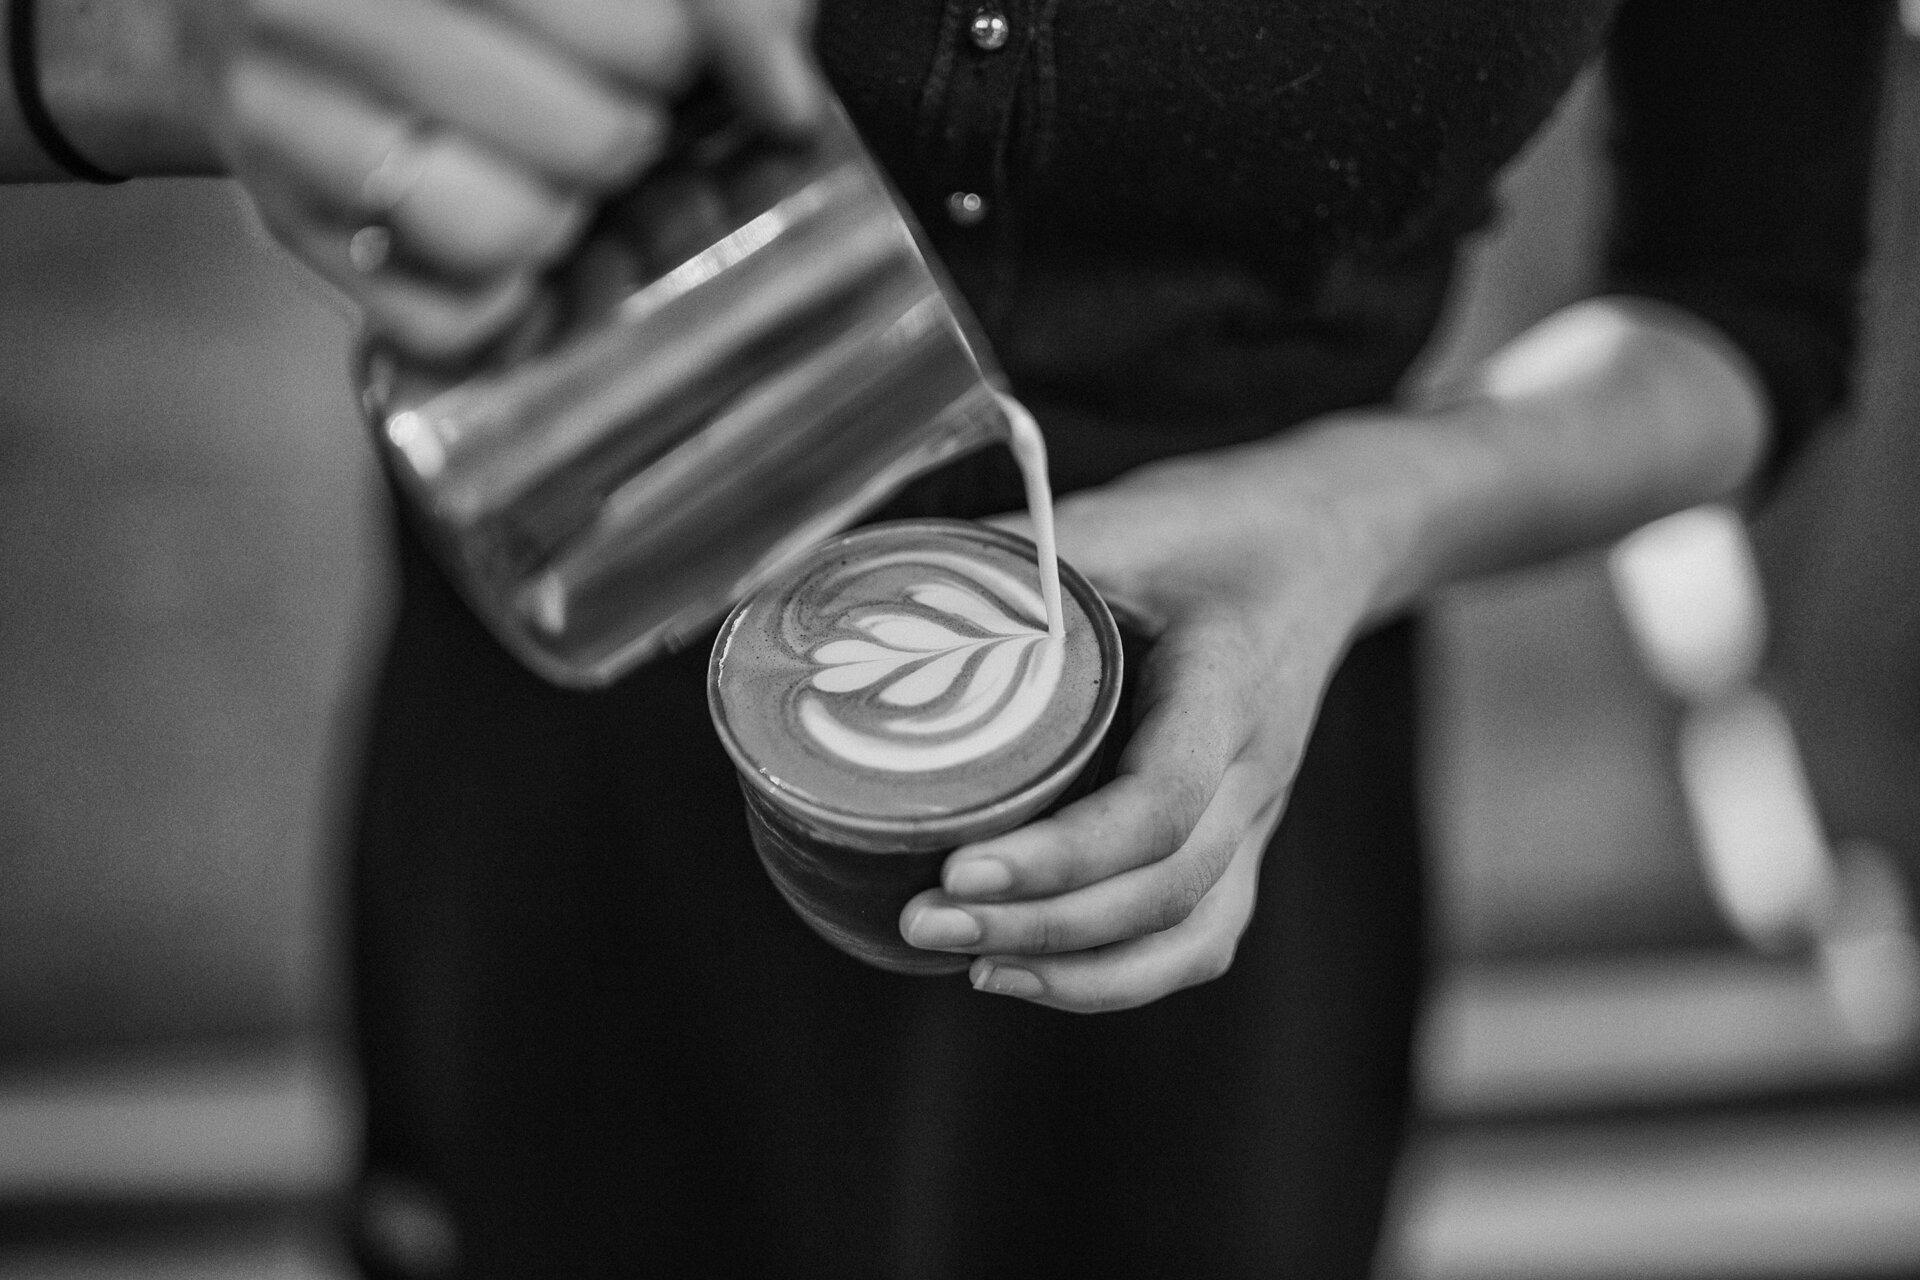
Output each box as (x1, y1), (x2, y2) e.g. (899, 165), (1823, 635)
(359, 96), (1009, 688)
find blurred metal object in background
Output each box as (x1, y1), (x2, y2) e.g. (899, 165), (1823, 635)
(1610, 507), (1765, 704)
(1611, 504), (1920, 1047)
(1386, 37), (1920, 1280)
(362, 97), (1008, 687)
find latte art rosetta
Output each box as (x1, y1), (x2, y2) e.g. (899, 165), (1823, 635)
(712, 520), (1114, 831)
(799, 551), (1064, 772)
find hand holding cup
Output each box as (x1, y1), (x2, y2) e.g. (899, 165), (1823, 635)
(899, 438), (1388, 1012)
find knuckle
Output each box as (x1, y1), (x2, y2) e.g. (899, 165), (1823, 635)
(1027, 910), (1072, 955)
(1049, 827), (1109, 889)
(1145, 894), (1187, 935)
(426, 195), (574, 274)
(1145, 859), (1215, 933)
(1139, 773), (1210, 857)
(417, 139), (575, 257)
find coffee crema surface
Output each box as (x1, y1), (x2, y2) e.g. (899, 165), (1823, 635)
(711, 520), (1115, 842)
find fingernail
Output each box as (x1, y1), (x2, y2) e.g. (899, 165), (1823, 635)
(945, 858), (1013, 899)
(972, 962), (1044, 999)
(766, 49), (826, 135)
(904, 906), (982, 950)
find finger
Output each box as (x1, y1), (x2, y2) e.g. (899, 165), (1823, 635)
(968, 816), (1270, 1013)
(689, 0), (826, 136)
(982, 497), (1167, 657)
(905, 762), (1280, 956)
(246, 183), (541, 359)
(485, 0), (702, 95)
(940, 627), (1251, 902)
(225, 54), (587, 280)
(246, 0), (667, 188)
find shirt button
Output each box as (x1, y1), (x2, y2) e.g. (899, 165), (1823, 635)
(945, 191), (989, 226)
(968, 9), (1011, 51)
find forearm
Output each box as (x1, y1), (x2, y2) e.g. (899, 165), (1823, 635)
(1265, 295), (1770, 627)
(3, 0), (221, 179)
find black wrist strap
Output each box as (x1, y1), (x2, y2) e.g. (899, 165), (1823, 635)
(7, 0), (128, 183)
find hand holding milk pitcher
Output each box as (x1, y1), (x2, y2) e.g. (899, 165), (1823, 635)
(299, 9), (1124, 974)
(212, 0), (826, 359)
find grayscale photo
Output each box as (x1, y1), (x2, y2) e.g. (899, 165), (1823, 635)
(0, 1), (1916, 1276)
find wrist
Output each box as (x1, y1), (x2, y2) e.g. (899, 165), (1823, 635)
(1256, 405), (1509, 628)
(1440, 297), (1769, 562)
(1255, 296), (1770, 627)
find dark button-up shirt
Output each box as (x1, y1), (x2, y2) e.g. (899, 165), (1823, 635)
(817, 0), (1890, 504)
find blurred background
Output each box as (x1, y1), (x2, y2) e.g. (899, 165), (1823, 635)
(3, 32), (1919, 1280)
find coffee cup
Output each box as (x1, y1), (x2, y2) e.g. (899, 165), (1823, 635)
(708, 519), (1123, 973)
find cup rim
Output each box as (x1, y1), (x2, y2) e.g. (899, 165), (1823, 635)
(708, 518), (1123, 852)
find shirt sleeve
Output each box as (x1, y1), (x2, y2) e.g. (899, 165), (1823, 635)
(1603, 0), (1894, 486)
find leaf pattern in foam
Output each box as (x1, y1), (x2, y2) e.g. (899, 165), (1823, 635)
(878, 646), (976, 707)
(857, 613), (972, 651)
(908, 582), (1034, 636)
(808, 639), (922, 692)
(801, 567), (1063, 772)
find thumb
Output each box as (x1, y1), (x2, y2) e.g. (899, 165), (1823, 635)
(692, 0), (827, 137)
(982, 492), (1158, 636)
(981, 508), (1034, 542)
